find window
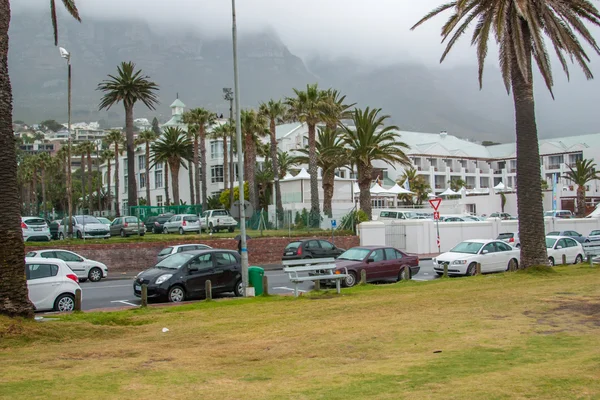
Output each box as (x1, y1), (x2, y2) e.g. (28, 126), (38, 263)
(319, 241), (334, 250)
(155, 170), (163, 189)
(215, 252), (236, 266)
(481, 243), (496, 253)
(125, 217), (139, 223)
(557, 239), (568, 248)
(385, 248), (397, 260)
(138, 155), (146, 170)
(212, 210), (229, 216)
(139, 172), (146, 189)
(189, 254), (213, 270)
(395, 250), (404, 259)
(565, 238), (578, 248)
(155, 162), (163, 170)
(26, 264), (58, 280)
(211, 141), (223, 159)
(305, 240), (320, 249)
(496, 242), (512, 252)
(370, 249), (385, 262)
(156, 195), (163, 207)
(211, 165), (224, 183)
(54, 251), (82, 262)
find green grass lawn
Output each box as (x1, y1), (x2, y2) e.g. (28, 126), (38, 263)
(2, 265), (600, 399)
(26, 229), (355, 246)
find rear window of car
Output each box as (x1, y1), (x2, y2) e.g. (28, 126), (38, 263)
(24, 218), (46, 226)
(184, 216), (199, 222)
(26, 251), (37, 257)
(125, 217), (139, 223)
(158, 247), (173, 256)
(157, 216), (171, 223)
(548, 232), (560, 236)
(285, 242), (301, 250)
(497, 233), (514, 240)
(212, 210), (229, 216)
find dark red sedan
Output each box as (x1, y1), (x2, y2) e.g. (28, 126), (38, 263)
(334, 246), (420, 287)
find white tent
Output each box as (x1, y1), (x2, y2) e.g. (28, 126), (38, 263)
(370, 183), (394, 196)
(387, 183), (414, 195)
(295, 168), (310, 179)
(439, 188), (459, 197)
(281, 172), (294, 181)
(494, 181), (512, 192)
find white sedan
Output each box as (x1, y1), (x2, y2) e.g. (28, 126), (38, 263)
(25, 257), (81, 312)
(546, 236), (585, 266)
(433, 239), (520, 276)
(25, 249), (108, 282)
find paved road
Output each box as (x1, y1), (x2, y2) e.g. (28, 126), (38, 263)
(54, 261), (438, 312)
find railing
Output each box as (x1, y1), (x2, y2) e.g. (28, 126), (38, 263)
(547, 164), (561, 170)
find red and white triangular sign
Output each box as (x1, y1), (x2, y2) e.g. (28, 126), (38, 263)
(429, 198), (442, 211)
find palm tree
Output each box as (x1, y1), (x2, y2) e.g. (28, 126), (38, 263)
(135, 129), (159, 206)
(97, 62), (159, 209)
(563, 159), (600, 217)
(412, 2), (600, 267)
(183, 124), (196, 204)
(99, 148), (114, 214)
(277, 151), (297, 178)
(398, 168), (430, 205)
(295, 127), (348, 217)
(151, 127), (192, 205)
(78, 141), (96, 213)
(322, 89), (355, 131)
(182, 108), (215, 210)
(241, 109), (268, 210)
(104, 130), (125, 216)
(286, 84), (328, 227)
(36, 152), (52, 220)
(259, 100), (287, 221)
(210, 123), (234, 200)
(342, 107), (411, 220)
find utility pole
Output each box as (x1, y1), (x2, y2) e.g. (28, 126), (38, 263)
(60, 47), (73, 238)
(231, 0), (249, 295)
(223, 88), (234, 209)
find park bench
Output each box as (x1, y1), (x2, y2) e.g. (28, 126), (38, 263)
(282, 258), (348, 297)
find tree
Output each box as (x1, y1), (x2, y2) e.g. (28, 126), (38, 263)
(259, 100), (287, 221)
(412, 1), (600, 267)
(99, 148), (114, 214)
(563, 159), (600, 217)
(286, 84), (328, 227)
(78, 141), (96, 213)
(398, 168), (430, 205)
(210, 123), (234, 202)
(151, 117), (161, 136)
(277, 151), (297, 178)
(448, 178), (466, 193)
(182, 108), (215, 209)
(104, 130), (124, 216)
(341, 107), (411, 220)
(36, 152), (52, 220)
(135, 130), (158, 206)
(240, 109), (267, 210)
(40, 119), (63, 132)
(295, 127), (348, 217)
(322, 89), (355, 131)
(97, 61), (159, 210)
(219, 182), (249, 210)
(151, 127), (192, 205)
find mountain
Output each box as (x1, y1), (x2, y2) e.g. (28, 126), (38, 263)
(8, 11), (600, 141)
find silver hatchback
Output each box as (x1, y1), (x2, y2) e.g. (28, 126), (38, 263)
(162, 214), (201, 235)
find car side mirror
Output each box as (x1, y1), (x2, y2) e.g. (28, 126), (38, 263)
(482, 250), (489, 254)
(556, 246), (563, 249)
(367, 257), (375, 263)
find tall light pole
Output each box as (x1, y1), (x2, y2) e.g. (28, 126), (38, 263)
(231, 0), (249, 295)
(223, 88), (234, 209)
(60, 47), (73, 238)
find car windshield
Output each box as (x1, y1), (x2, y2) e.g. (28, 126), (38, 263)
(450, 242), (484, 254)
(546, 238), (557, 248)
(97, 218), (110, 224)
(497, 233), (514, 240)
(338, 248), (370, 261)
(547, 232), (560, 236)
(78, 216), (101, 225)
(285, 242), (301, 250)
(544, 211), (555, 217)
(155, 253), (195, 269)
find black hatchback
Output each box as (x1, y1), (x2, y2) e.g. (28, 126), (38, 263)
(133, 249), (243, 302)
(144, 214), (174, 234)
(282, 239), (345, 261)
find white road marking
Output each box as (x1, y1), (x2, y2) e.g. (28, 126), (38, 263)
(110, 300), (139, 306)
(82, 284), (132, 290)
(273, 286), (307, 293)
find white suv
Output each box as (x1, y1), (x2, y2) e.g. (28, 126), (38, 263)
(201, 209), (237, 233)
(25, 257), (81, 312)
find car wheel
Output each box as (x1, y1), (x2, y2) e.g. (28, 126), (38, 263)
(229, 227), (234, 233)
(54, 294), (75, 312)
(575, 254), (583, 264)
(58, 232), (64, 240)
(209, 223), (214, 233)
(179, 227), (185, 235)
(88, 267), (102, 282)
(467, 263), (478, 276)
(398, 266), (411, 281)
(507, 258), (518, 272)
(548, 257), (555, 266)
(163, 227), (169, 234)
(76, 231), (82, 239)
(168, 286), (185, 303)
(120, 229), (126, 238)
(234, 280), (244, 297)
(343, 271), (357, 287)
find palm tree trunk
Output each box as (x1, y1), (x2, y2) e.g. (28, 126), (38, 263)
(125, 105), (137, 210)
(188, 165), (194, 204)
(164, 162), (170, 206)
(223, 136), (228, 202)
(244, 130), (257, 209)
(358, 163), (373, 220)
(106, 160), (112, 216)
(199, 128), (208, 210)
(29, 180), (35, 215)
(512, 21), (547, 268)
(97, 158), (101, 213)
(0, 0), (32, 316)
(114, 146), (120, 217)
(41, 169), (47, 220)
(145, 142), (151, 206)
(87, 150), (93, 213)
(32, 166), (38, 215)
(577, 185), (586, 217)
(307, 122), (320, 227)
(270, 119), (283, 222)
(169, 159), (181, 205)
(80, 153), (85, 214)
(194, 135), (200, 206)
(322, 168), (335, 218)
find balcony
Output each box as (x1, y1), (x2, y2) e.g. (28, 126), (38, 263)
(547, 164), (560, 170)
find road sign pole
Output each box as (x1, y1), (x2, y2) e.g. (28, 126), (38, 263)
(436, 219), (440, 253)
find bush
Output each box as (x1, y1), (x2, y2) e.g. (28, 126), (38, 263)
(340, 209), (369, 230)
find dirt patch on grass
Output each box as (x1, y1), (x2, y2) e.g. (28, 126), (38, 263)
(525, 296), (600, 331)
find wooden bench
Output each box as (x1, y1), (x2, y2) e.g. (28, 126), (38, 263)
(282, 258), (348, 297)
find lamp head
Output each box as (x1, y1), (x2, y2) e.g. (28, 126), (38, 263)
(59, 47), (70, 60)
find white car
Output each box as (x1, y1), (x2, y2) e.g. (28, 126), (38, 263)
(21, 216), (51, 242)
(497, 232), (521, 248)
(25, 249), (108, 282)
(25, 257), (81, 312)
(96, 217), (112, 229)
(545, 236), (585, 266)
(433, 239), (520, 276)
(162, 214), (201, 234)
(156, 243), (213, 262)
(201, 209), (238, 233)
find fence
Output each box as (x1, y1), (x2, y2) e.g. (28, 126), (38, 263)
(242, 208), (360, 236)
(129, 205), (203, 220)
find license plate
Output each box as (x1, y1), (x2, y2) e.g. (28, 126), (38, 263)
(34, 228), (42, 231)
(286, 252), (293, 255)
(135, 285), (141, 291)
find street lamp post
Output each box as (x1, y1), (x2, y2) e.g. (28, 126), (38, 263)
(60, 47), (73, 238)
(223, 88), (234, 209)
(231, 0), (249, 295)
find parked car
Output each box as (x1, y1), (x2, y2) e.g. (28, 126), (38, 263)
(331, 246), (419, 287)
(58, 215), (110, 240)
(546, 230), (590, 243)
(25, 249), (108, 282)
(545, 236), (585, 266)
(48, 219), (62, 240)
(376, 210), (419, 221)
(440, 216), (469, 222)
(21, 216), (51, 242)
(96, 217), (112, 229)
(156, 243), (213, 263)
(25, 257), (80, 312)
(109, 216), (145, 237)
(497, 232), (521, 248)
(282, 239), (345, 261)
(463, 216), (484, 221)
(433, 239), (520, 276)
(144, 214), (174, 234)
(163, 214), (201, 234)
(489, 212), (513, 220)
(133, 249), (243, 302)
(544, 210), (573, 219)
(589, 230), (600, 241)
(201, 209), (237, 233)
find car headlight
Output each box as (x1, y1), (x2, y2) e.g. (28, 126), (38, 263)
(155, 274), (173, 285)
(452, 260), (467, 265)
(432, 258), (437, 264)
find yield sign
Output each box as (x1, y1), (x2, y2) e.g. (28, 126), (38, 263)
(429, 198), (442, 211)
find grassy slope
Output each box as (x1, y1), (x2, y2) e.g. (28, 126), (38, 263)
(1, 265), (600, 399)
